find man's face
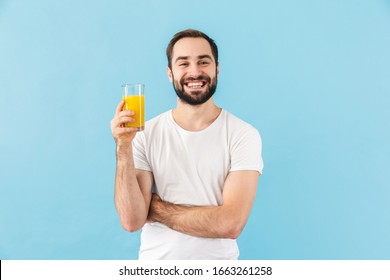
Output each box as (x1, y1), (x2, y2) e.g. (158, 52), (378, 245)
(168, 37), (219, 105)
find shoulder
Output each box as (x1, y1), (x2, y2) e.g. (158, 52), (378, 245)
(134, 110), (172, 144)
(223, 111), (264, 173)
(146, 110), (171, 127)
(223, 110), (261, 138)
(142, 110), (171, 134)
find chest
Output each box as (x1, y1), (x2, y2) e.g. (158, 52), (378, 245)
(146, 125), (231, 205)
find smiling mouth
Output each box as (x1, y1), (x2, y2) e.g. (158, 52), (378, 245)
(184, 80), (207, 89)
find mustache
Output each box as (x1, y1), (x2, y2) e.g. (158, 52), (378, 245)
(181, 75), (210, 83)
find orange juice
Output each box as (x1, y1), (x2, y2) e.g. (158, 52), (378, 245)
(123, 95), (145, 130)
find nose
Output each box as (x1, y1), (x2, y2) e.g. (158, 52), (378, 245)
(187, 63), (202, 77)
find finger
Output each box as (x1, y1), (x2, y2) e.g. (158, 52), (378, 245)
(117, 110), (135, 117)
(114, 127), (138, 135)
(115, 100), (125, 115)
(121, 127), (138, 133)
(118, 117), (136, 126)
(111, 117), (135, 130)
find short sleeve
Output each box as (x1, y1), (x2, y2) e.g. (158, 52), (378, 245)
(132, 132), (152, 171)
(230, 126), (263, 175)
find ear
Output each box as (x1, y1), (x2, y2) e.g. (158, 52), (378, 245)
(167, 66), (173, 83)
(216, 62), (220, 77)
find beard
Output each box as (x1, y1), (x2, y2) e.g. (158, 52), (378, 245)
(172, 73), (218, 105)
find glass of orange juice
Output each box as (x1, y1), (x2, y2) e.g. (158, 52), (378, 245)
(122, 83), (145, 131)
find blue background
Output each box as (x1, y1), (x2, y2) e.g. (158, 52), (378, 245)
(1, 0), (389, 260)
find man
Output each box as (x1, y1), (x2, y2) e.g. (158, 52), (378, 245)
(110, 29), (263, 260)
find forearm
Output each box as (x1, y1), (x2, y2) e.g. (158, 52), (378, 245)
(115, 145), (148, 232)
(148, 171), (259, 239)
(149, 196), (241, 239)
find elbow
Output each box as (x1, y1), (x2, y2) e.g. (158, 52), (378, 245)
(120, 219), (145, 233)
(225, 227), (243, 239)
(116, 207), (147, 232)
(121, 223), (141, 233)
(224, 220), (245, 239)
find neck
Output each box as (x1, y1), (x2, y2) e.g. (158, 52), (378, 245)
(172, 97), (222, 131)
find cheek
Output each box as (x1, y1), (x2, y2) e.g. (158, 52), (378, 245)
(173, 73), (184, 83)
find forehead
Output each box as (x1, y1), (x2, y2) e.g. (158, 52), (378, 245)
(172, 37), (213, 60)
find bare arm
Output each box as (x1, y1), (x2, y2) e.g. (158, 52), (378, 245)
(111, 100), (153, 232)
(148, 170), (259, 239)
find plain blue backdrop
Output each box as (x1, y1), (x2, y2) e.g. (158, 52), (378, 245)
(1, 0), (389, 260)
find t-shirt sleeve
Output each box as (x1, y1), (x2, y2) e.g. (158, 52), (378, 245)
(230, 125), (264, 175)
(132, 132), (152, 171)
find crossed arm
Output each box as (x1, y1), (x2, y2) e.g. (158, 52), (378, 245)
(112, 101), (260, 239)
(147, 170), (259, 239)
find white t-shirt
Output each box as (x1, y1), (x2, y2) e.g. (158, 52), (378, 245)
(132, 109), (263, 260)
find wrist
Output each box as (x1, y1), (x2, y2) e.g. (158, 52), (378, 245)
(116, 143), (133, 161)
(149, 194), (166, 222)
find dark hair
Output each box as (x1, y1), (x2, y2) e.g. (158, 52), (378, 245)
(166, 29), (218, 69)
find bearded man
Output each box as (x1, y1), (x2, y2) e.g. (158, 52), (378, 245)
(110, 29), (263, 260)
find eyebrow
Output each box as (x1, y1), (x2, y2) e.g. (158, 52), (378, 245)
(175, 54), (213, 63)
